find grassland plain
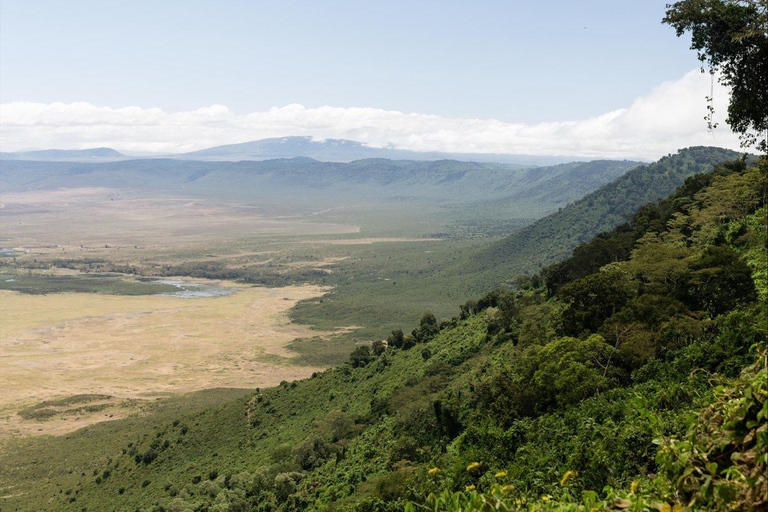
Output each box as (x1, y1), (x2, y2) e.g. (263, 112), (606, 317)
(0, 282), (342, 438)
(0, 185), (493, 345)
(0, 156), (646, 457)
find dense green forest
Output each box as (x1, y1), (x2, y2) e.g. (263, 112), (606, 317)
(2, 154), (764, 512)
(462, 146), (742, 286)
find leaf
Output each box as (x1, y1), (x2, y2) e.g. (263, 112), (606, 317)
(613, 498), (632, 509)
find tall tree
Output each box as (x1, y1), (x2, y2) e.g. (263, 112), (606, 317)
(664, 0), (768, 151)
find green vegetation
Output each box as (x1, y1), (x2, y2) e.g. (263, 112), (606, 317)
(463, 146), (742, 286)
(2, 4), (765, 511)
(664, 0), (768, 151)
(1, 154), (764, 511)
(0, 272), (180, 295)
(18, 395), (114, 421)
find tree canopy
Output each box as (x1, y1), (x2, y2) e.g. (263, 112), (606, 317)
(664, 0), (768, 151)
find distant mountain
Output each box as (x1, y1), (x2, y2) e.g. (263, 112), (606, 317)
(0, 147), (127, 162)
(0, 157), (639, 220)
(173, 136), (572, 165)
(0, 137), (586, 166)
(460, 146), (744, 287)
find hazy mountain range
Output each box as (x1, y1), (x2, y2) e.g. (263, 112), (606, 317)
(0, 157), (641, 211)
(0, 136), (576, 165)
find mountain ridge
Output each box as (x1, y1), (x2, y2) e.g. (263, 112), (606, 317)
(174, 136), (575, 165)
(0, 147), (127, 161)
(0, 157), (640, 210)
(459, 146), (746, 287)
(1, 136), (589, 165)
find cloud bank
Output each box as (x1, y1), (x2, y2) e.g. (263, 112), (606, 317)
(0, 70), (741, 160)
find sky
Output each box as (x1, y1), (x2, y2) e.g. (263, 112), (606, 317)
(0, 0), (742, 159)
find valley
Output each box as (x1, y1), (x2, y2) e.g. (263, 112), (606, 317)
(1, 2), (766, 510)
(0, 143), (762, 512)
(0, 148), (736, 445)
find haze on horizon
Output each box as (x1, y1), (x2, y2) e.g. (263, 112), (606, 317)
(0, 0), (743, 159)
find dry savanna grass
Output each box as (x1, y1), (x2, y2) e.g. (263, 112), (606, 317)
(0, 187), (359, 251)
(0, 282), (342, 438)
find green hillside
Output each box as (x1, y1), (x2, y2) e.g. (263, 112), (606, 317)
(2, 156), (764, 512)
(462, 146), (742, 286)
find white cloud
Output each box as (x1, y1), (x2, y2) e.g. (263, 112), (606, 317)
(0, 69), (742, 160)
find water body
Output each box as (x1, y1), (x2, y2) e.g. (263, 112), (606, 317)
(154, 279), (235, 299)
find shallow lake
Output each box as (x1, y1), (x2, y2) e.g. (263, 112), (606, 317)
(154, 279), (235, 299)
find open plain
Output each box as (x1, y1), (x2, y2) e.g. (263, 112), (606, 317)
(0, 282), (340, 438)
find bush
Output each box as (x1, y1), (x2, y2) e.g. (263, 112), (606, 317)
(656, 351), (767, 510)
(372, 339), (386, 356)
(274, 472), (304, 502)
(387, 329), (404, 349)
(350, 346), (373, 368)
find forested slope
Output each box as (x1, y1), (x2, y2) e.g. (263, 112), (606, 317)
(2, 156), (764, 512)
(463, 146), (742, 286)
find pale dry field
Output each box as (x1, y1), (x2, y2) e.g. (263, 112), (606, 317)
(0, 187), (359, 251)
(298, 237), (443, 245)
(0, 282), (339, 438)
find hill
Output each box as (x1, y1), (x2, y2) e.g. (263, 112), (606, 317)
(461, 146), (744, 286)
(173, 136), (573, 165)
(1, 155), (764, 512)
(0, 157), (639, 220)
(0, 137), (574, 165)
(0, 147), (127, 162)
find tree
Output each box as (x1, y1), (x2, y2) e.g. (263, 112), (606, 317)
(686, 245), (757, 316)
(371, 339), (386, 356)
(387, 329), (404, 349)
(349, 346), (372, 368)
(460, 299), (480, 319)
(664, 0), (768, 151)
(559, 266), (637, 335)
(413, 311), (439, 342)
(476, 335), (620, 425)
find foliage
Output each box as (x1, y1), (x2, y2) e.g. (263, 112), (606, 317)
(468, 147), (743, 286)
(664, 0), (768, 151)
(655, 350), (767, 510)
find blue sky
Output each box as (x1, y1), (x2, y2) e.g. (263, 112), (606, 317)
(1, 1), (740, 158)
(0, 0), (701, 123)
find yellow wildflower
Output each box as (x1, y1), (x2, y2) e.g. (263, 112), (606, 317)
(466, 462), (482, 472)
(500, 485), (515, 493)
(630, 480), (639, 494)
(541, 495), (550, 502)
(465, 485), (476, 491)
(672, 506), (684, 512)
(495, 471), (508, 478)
(660, 505), (672, 512)
(559, 470), (577, 486)
(428, 467), (441, 475)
